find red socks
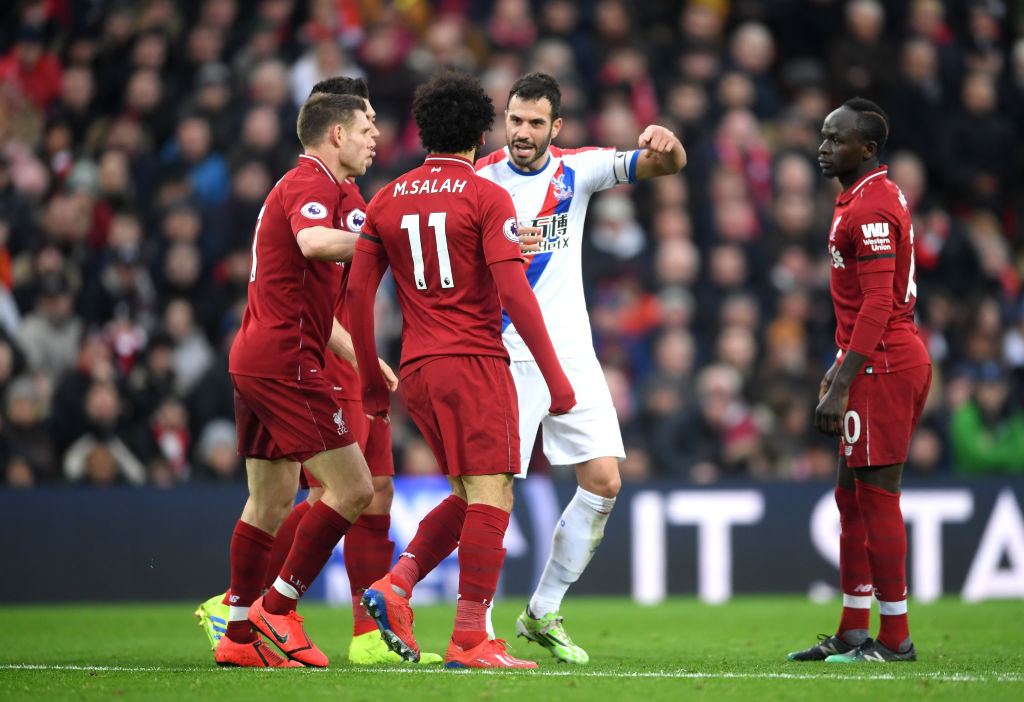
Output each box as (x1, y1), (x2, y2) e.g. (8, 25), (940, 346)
(226, 520), (274, 643)
(835, 485), (871, 642)
(856, 480), (910, 651)
(390, 495), (467, 597)
(344, 513), (394, 635)
(264, 499), (311, 590)
(452, 504), (509, 650)
(264, 501), (352, 614)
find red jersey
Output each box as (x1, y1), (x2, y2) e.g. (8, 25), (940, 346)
(828, 166), (930, 374)
(229, 154), (345, 381)
(324, 180), (369, 399)
(355, 154), (523, 376)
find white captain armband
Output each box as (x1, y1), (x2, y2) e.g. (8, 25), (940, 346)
(613, 150), (639, 184)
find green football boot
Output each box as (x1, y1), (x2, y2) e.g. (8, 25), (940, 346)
(194, 593), (229, 651)
(348, 630), (443, 665)
(515, 608), (589, 664)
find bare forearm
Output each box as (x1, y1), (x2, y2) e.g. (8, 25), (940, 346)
(328, 318), (357, 366)
(832, 349), (869, 391)
(296, 226), (358, 262)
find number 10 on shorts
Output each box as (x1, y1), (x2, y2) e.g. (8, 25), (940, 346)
(843, 410), (861, 454)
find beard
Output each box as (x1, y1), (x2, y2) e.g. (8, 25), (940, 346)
(507, 128), (553, 170)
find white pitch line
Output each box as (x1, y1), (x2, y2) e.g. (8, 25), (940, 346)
(1, 664), (1022, 683)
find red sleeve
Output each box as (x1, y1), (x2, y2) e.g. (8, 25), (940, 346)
(848, 270), (893, 356)
(339, 184), (369, 233)
(345, 244), (390, 415)
(478, 181), (525, 266)
(283, 178), (340, 237)
(846, 209), (898, 356)
(490, 260), (576, 414)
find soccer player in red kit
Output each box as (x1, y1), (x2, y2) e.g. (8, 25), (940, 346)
(346, 71), (576, 669)
(788, 98), (930, 663)
(216, 92), (377, 668)
(195, 77), (438, 664)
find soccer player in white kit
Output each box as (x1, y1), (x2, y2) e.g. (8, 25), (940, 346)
(475, 72), (686, 663)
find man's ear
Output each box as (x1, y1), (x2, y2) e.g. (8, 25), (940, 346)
(330, 123), (346, 148)
(862, 139), (878, 161)
(551, 117), (563, 141)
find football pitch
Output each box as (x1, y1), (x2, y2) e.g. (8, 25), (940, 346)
(1, 597), (1020, 702)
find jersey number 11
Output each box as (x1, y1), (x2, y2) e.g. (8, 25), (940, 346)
(402, 212), (454, 290)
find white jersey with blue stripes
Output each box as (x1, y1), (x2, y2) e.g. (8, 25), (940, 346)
(475, 145), (638, 361)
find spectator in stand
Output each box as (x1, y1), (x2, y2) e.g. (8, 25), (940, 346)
(652, 362), (763, 481)
(950, 362), (1024, 475)
(0, 25), (63, 111)
(161, 115), (230, 206)
(194, 417), (243, 482)
(3, 374), (57, 483)
(939, 72), (1017, 214)
(16, 271), (82, 379)
(826, 0), (895, 102)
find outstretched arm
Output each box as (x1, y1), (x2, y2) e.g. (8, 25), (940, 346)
(345, 250), (391, 416)
(490, 259), (576, 414)
(634, 125), (686, 180)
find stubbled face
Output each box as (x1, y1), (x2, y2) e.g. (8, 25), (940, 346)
(505, 96), (562, 171)
(362, 99), (379, 168)
(338, 109), (376, 177)
(817, 106), (866, 180)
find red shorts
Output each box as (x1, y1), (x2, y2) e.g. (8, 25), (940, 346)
(403, 355), (520, 477)
(301, 396), (394, 488)
(839, 364), (931, 468)
(232, 374), (356, 464)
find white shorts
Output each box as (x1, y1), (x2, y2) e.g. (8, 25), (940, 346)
(511, 355), (625, 476)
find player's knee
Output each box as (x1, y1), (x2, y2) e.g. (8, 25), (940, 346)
(254, 497), (294, 533)
(352, 474), (375, 512)
(582, 472), (620, 499)
(372, 475), (394, 501)
(365, 478), (393, 514)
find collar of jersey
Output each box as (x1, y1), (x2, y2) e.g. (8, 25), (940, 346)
(837, 165), (888, 204)
(298, 153), (339, 185)
(425, 154), (474, 171)
(505, 151), (551, 176)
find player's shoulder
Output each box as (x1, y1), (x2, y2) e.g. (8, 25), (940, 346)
(281, 158), (338, 197)
(850, 173), (904, 218)
(553, 145), (615, 166)
(553, 145), (614, 158)
(340, 178), (365, 202)
(471, 170), (515, 202)
(474, 148), (509, 172)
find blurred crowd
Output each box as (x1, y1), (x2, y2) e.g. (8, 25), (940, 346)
(0, 0), (1022, 489)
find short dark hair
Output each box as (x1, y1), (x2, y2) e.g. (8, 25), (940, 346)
(412, 71), (494, 154)
(507, 72), (562, 120)
(309, 76), (369, 100)
(842, 97), (890, 152)
(296, 93), (366, 147)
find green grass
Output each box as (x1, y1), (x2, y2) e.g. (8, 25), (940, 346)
(0, 597), (1021, 701)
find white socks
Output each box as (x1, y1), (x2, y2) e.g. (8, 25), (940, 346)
(529, 486), (616, 617)
(272, 576), (300, 600)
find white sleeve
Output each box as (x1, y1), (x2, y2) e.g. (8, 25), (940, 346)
(574, 148), (641, 194)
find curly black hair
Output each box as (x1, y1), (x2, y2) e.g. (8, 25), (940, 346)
(412, 70), (494, 154)
(842, 97), (890, 152)
(309, 76), (369, 100)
